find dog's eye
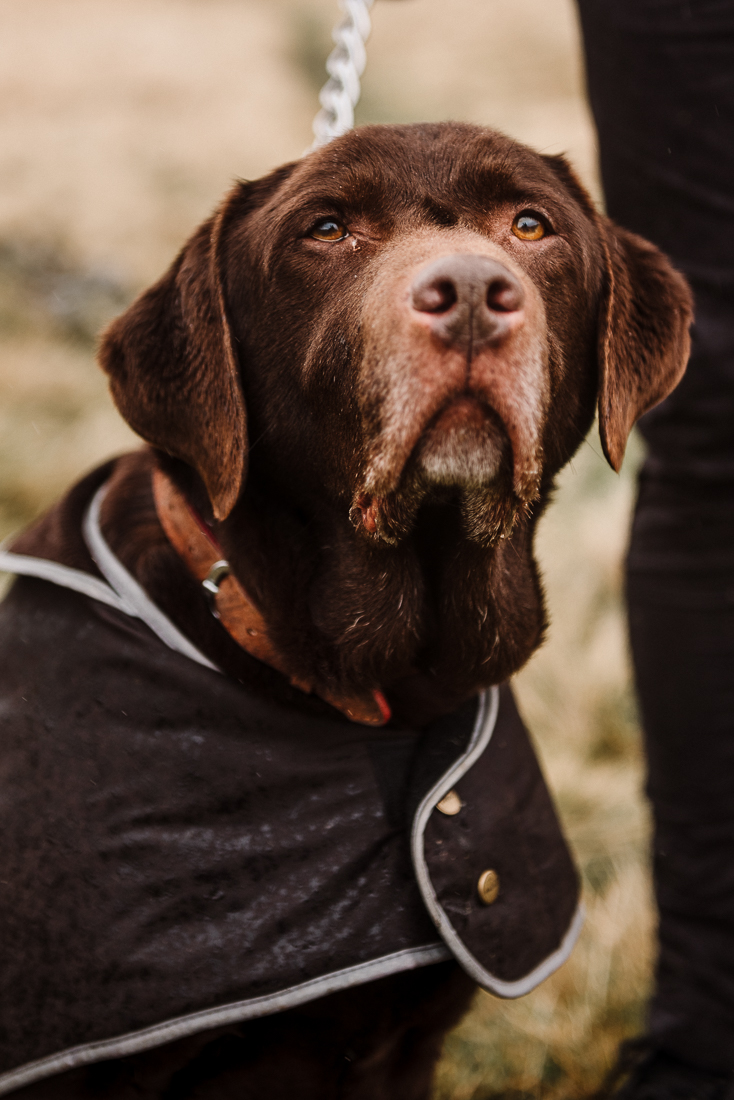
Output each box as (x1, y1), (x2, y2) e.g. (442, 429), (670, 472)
(511, 212), (547, 241)
(309, 218), (349, 242)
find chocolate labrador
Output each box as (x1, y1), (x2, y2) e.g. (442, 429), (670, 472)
(0, 123), (691, 1099)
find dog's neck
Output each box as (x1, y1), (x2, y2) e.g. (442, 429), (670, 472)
(152, 467), (391, 727)
(215, 463), (549, 712)
(98, 450), (547, 727)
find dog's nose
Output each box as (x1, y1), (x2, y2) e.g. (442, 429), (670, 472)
(410, 254), (524, 352)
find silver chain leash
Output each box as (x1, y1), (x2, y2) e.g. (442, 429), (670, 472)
(309, 0), (375, 150)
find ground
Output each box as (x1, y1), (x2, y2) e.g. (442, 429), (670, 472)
(0, 2), (654, 1095)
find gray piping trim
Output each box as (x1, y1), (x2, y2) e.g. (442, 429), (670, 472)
(411, 686), (584, 999)
(82, 483), (220, 673)
(0, 547), (133, 615)
(0, 942), (450, 1097)
(0, 486), (219, 675)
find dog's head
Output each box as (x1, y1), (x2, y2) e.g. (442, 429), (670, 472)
(101, 123), (690, 530)
(100, 123), (691, 699)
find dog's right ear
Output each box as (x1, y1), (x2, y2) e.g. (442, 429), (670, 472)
(100, 185), (251, 521)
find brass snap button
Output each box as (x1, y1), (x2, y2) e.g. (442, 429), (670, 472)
(436, 790), (462, 816)
(477, 869), (500, 905)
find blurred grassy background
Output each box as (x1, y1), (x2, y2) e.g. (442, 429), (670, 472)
(0, 1), (653, 1095)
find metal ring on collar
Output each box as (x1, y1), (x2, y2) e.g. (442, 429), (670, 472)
(202, 560), (230, 618)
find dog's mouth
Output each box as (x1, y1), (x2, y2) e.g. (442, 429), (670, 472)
(410, 395), (509, 488)
(351, 395), (518, 547)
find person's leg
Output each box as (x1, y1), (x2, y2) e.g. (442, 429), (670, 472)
(627, 482), (734, 1074)
(576, 0), (734, 1077)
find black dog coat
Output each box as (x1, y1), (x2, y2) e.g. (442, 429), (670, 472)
(0, 465), (581, 1095)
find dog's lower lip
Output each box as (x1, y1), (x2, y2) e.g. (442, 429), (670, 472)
(400, 393), (508, 500)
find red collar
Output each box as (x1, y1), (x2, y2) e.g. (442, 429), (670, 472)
(152, 469), (391, 727)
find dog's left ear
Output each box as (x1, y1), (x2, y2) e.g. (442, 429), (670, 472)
(596, 219), (693, 471)
(99, 190), (248, 520)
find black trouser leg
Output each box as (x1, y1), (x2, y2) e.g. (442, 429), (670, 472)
(576, 0), (734, 1074)
(627, 482), (734, 1072)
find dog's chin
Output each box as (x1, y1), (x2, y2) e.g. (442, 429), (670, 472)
(413, 417), (518, 546)
(413, 413), (505, 489)
(352, 403), (520, 547)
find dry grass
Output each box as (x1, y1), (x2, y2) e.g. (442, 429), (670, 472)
(0, 2), (654, 1094)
